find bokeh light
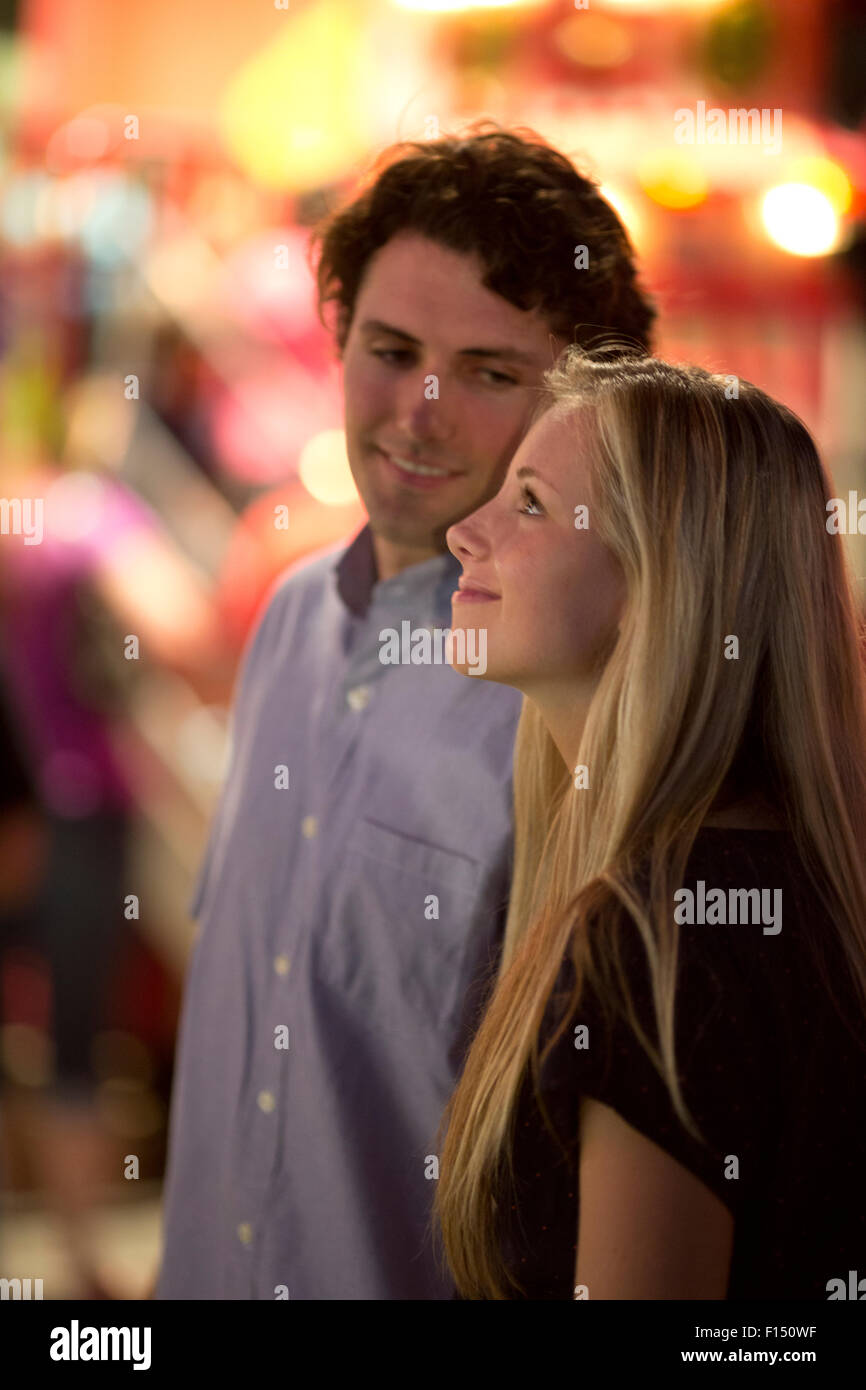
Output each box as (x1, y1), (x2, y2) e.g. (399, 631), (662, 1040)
(298, 430), (359, 507)
(761, 183), (842, 257)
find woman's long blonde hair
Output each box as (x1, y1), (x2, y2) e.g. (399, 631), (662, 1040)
(431, 349), (866, 1299)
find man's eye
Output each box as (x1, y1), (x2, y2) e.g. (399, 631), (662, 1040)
(518, 485), (543, 516)
(370, 351), (516, 386)
(480, 369), (518, 387)
(371, 347), (412, 364)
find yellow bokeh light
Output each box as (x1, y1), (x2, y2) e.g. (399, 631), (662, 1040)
(553, 14), (634, 68)
(299, 430), (359, 507)
(219, 0), (369, 191)
(761, 183), (841, 258)
(638, 151), (708, 210)
(786, 156), (853, 216)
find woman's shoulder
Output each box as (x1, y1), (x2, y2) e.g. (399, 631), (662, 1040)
(668, 826), (866, 1053)
(575, 825), (847, 1028)
(687, 823), (799, 874)
(609, 825), (825, 941)
(682, 825), (834, 929)
(663, 825), (835, 964)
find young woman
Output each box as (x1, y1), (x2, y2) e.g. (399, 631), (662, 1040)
(434, 349), (866, 1300)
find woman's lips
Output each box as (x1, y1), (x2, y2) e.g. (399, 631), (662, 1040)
(376, 446), (460, 491)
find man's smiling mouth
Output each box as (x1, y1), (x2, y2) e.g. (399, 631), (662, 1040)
(376, 447), (461, 487)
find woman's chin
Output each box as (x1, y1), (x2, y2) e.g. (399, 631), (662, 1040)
(448, 660), (490, 681)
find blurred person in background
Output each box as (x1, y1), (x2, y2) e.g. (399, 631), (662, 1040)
(0, 477), (133, 1297)
(0, 342), (234, 1297)
(155, 120), (656, 1300)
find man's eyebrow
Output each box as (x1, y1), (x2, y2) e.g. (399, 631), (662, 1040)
(359, 319), (541, 366)
(516, 464), (561, 495)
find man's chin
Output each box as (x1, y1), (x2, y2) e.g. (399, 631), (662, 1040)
(366, 514), (453, 552)
(358, 478), (474, 544)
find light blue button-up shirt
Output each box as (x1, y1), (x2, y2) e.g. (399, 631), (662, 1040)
(155, 523), (523, 1298)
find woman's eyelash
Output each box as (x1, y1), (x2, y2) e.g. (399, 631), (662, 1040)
(519, 485), (543, 516)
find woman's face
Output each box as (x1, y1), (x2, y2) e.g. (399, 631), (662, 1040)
(445, 404), (626, 704)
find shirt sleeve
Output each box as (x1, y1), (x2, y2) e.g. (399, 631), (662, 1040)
(549, 909), (780, 1219)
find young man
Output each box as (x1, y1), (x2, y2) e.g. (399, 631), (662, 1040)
(155, 121), (655, 1299)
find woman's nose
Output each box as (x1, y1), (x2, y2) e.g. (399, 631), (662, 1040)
(447, 502), (491, 562)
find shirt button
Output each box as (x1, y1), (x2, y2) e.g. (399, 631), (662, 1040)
(346, 684), (370, 710)
(237, 1222), (253, 1245)
(257, 1090), (276, 1113)
(301, 815), (318, 838)
(273, 954), (291, 976)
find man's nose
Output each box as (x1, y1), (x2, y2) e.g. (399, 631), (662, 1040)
(393, 371), (457, 444)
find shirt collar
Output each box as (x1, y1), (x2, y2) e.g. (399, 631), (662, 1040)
(334, 522), (462, 628)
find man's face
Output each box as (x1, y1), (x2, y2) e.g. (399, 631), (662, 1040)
(340, 231), (568, 573)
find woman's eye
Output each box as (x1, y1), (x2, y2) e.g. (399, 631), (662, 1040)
(518, 485), (543, 516)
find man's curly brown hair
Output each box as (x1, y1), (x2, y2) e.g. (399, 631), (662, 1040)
(308, 119), (655, 357)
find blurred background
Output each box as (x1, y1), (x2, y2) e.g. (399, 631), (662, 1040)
(0, 0), (864, 1300)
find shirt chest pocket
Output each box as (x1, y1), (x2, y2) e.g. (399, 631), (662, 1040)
(317, 817), (487, 1038)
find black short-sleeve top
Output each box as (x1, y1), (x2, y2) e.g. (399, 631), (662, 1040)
(498, 827), (866, 1300)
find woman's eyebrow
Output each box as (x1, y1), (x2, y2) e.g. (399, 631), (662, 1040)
(516, 464), (561, 496)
